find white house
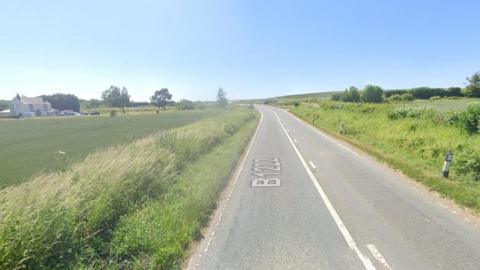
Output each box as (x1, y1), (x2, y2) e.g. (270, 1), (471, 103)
(10, 95), (53, 117)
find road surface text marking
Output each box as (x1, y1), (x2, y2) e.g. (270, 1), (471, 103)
(251, 158), (281, 187)
(367, 244), (392, 270)
(272, 109), (376, 270)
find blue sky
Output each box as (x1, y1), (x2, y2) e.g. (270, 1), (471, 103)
(0, 0), (478, 101)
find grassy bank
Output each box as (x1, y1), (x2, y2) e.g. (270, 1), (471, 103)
(0, 109), (217, 186)
(0, 107), (258, 269)
(290, 101), (480, 212)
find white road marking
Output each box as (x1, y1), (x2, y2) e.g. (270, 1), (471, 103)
(293, 138), (299, 144)
(367, 244), (393, 270)
(308, 161), (316, 170)
(286, 110), (360, 157)
(448, 209), (458, 215)
(436, 202), (448, 209)
(190, 111), (264, 269)
(272, 110), (376, 270)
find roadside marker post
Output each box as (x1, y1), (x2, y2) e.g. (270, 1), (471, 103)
(442, 151), (453, 178)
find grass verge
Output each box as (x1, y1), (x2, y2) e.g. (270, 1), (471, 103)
(0, 107), (258, 269)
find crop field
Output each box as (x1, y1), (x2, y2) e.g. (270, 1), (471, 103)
(0, 110), (218, 187)
(0, 107), (258, 269)
(291, 100), (480, 213)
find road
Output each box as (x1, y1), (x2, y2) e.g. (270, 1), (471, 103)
(187, 105), (480, 270)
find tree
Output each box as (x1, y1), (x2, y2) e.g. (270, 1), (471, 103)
(464, 72), (480, 98)
(330, 87), (360, 102)
(0, 100), (9, 111)
(150, 88), (172, 110)
(217, 87), (228, 107)
(42, 94), (80, 112)
(102, 86), (130, 113)
(348, 86), (360, 102)
(361, 85), (384, 103)
(176, 99), (195, 110)
(84, 99), (101, 109)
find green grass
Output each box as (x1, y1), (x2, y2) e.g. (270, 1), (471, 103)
(235, 91), (340, 105)
(291, 101), (480, 213)
(0, 107), (258, 269)
(0, 110), (218, 186)
(274, 91), (340, 100)
(396, 97), (480, 112)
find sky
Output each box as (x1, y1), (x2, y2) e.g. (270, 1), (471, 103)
(0, 0), (479, 101)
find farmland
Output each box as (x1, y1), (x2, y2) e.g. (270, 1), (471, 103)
(0, 110), (218, 187)
(289, 99), (480, 212)
(0, 107), (258, 269)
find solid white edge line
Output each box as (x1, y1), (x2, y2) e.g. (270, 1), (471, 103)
(285, 110), (360, 157)
(189, 110), (264, 270)
(308, 161), (316, 170)
(367, 244), (393, 270)
(272, 109), (376, 270)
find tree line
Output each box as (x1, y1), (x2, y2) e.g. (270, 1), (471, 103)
(2, 86), (229, 113)
(332, 71), (480, 103)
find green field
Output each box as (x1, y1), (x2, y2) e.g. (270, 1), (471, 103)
(274, 91), (340, 100)
(290, 100), (480, 213)
(0, 107), (258, 269)
(398, 97), (480, 112)
(0, 110), (217, 186)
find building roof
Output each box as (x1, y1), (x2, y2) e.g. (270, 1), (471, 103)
(19, 96), (49, 105)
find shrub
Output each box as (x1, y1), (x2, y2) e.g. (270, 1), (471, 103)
(456, 104), (480, 134)
(452, 148), (480, 179)
(401, 93), (415, 101)
(330, 87), (360, 102)
(110, 110), (117, 117)
(176, 99), (195, 110)
(361, 85), (384, 103)
(386, 93), (414, 102)
(387, 107), (436, 120)
(385, 89), (409, 98)
(387, 94), (403, 102)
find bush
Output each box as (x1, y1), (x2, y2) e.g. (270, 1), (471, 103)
(385, 89), (409, 98)
(362, 85), (384, 103)
(330, 87), (360, 102)
(176, 99), (195, 110)
(387, 107), (438, 120)
(401, 93), (415, 101)
(452, 148), (480, 179)
(456, 104), (480, 134)
(110, 110), (117, 117)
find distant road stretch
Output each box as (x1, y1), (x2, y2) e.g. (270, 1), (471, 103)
(187, 105), (480, 270)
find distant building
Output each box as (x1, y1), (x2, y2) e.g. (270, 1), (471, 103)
(10, 94), (53, 117)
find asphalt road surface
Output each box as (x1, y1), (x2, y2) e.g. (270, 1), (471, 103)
(187, 105), (480, 270)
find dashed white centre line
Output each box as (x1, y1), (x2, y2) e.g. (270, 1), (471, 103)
(272, 109), (376, 270)
(367, 244), (393, 270)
